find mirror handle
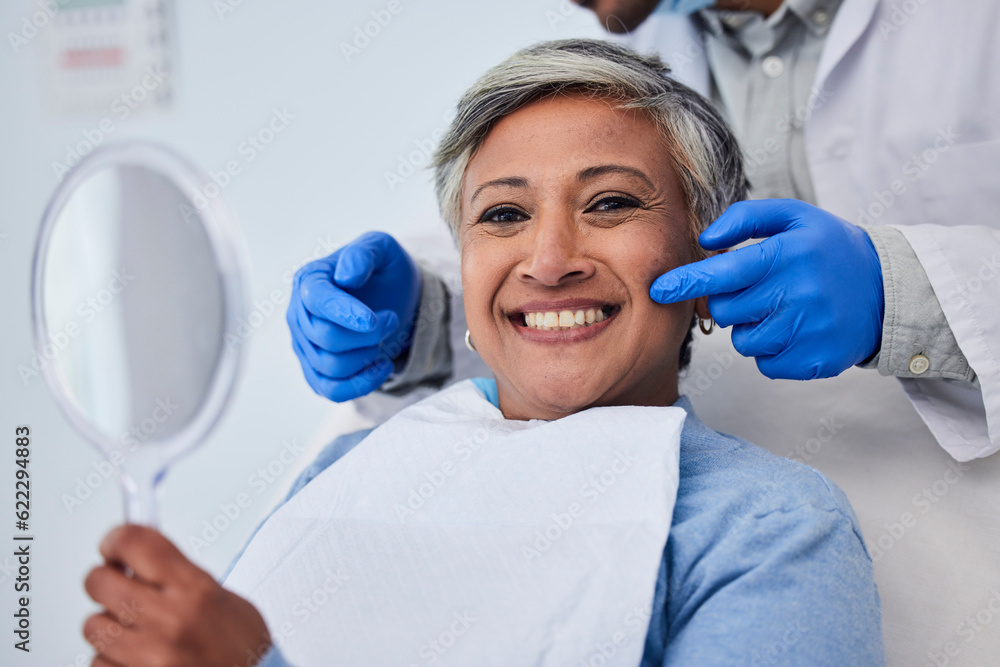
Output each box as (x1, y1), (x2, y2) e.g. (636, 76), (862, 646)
(117, 466), (165, 527)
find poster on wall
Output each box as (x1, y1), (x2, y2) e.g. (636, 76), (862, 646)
(36, 0), (173, 118)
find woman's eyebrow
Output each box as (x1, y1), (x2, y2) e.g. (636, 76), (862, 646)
(471, 176), (529, 204)
(578, 164), (655, 189)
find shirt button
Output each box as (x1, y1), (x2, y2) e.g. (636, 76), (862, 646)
(825, 136), (851, 158)
(909, 354), (930, 375)
(721, 11), (741, 28)
(812, 8), (830, 25)
(762, 55), (784, 78)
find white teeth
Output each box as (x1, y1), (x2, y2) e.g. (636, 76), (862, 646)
(522, 307), (612, 331)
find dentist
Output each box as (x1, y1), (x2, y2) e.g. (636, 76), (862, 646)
(287, 0), (1000, 463)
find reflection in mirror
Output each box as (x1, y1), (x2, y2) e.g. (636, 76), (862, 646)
(44, 165), (224, 442)
(33, 142), (244, 525)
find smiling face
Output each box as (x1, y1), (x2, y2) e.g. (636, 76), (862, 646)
(459, 93), (707, 421)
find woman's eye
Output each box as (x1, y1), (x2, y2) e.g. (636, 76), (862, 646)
(481, 206), (528, 224)
(587, 195), (641, 213)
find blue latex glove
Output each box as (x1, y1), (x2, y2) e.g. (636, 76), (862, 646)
(654, 0), (715, 15)
(287, 231), (422, 402)
(650, 199), (884, 380)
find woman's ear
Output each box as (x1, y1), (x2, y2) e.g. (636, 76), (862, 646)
(692, 245), (724, 321)
(694, 296), (711, 321)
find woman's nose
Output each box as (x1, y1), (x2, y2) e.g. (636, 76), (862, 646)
(516, 214), (596, 287)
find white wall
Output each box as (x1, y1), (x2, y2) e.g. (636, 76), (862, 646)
(0, 1), (602, 664)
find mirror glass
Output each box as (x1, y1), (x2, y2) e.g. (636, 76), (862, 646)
(33, 142), (244, 524)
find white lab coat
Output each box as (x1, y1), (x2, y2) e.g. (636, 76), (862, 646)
(621, 0), (1000, 461)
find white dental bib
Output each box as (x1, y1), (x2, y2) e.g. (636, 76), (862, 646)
(225, 380), (684, 667)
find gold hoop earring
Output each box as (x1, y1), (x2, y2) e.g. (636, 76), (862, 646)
(698, 317), (715, 335)
(464, 329), (477, 352)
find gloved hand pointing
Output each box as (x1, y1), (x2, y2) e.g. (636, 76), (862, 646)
(287, 231), (421, 401)
(650, 199), (884, 380)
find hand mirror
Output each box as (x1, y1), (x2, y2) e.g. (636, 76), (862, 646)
(31, 141), (246, 525)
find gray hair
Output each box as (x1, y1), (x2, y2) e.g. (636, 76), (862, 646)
(432, 38), (748, 253)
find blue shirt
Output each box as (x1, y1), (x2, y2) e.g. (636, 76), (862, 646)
(244, 379), (883, 666)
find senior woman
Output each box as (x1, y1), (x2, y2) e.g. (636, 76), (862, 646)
(81, 40), (884, 666)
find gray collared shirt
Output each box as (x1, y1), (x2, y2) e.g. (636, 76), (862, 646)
(699, 0), (842, 203)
